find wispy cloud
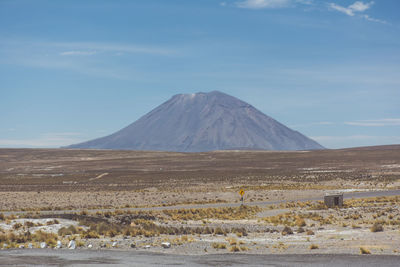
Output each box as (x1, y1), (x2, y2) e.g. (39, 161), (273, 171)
(0, 132), (84, 148)
(51, 41), (176, 56)
(329, 1), (373, 16)
(345, 118), (400, 127)
(362, 14), (387, 24)
(60, 50), (97, 56)
(0, 39), (177, 56)
(236, 0), (293, 9)
(291, 121), (334, 128)
(233, 0), (387, 24)
(0, 38), (177, 80)
(329, 1), (387, 24)
(234, 0), (313, 9)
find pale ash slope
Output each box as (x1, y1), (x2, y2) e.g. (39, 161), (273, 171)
(67, 91), (324, 152)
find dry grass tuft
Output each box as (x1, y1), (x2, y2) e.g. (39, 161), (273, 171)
(212, 242), (227, 249)
(370, 223), (384, 232)
(281, 226), (293, 235)
(229, 245), (240, 252)
(360, 247), (371, 254)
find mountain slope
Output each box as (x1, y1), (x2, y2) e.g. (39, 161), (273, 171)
(67, 91), (324, 151)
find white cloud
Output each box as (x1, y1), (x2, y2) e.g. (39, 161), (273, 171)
(349, 1), (373, 12)
(362, 14), (388, 24)
(345, 119), (400, 127)
(329, 1), (386, 24)
(329, 1), (373, 16)
(329, 3), (356, 16)
(60, 51), (97, 56)
(236, 0), (292, 9)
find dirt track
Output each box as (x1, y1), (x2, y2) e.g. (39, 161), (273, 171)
(1, 249), (400, 267)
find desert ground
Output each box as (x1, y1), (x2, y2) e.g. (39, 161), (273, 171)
(1, 145), (400, 259)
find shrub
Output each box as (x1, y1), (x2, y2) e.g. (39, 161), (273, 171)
(24, 221), (35, 227)
(214, 227), (225, 235)
(360, 247), (371, 254)
(306, 230), (315, 235)
(212, 242), (227, 249)
(295, 218), (306, 227)
(370, 223), (383, 232)
(46, 219), (59, 225)
(80, 210), (88, 216)
(229, 245), (240, 252)
(13, 223), (23, 230)
(240, 246), (249, 251)
(82, 231), (100, 239)
(58, 225), (78, 236)
(32, 230), (58, 245)
(227, 237), (237, 246)
(281, 226), (293, 235)
(232, 227), (248, 237)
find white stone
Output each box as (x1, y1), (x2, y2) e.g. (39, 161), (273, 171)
(68, 240), (76, 249)
(161, 242), (171, 248)
(56, 240), (62, 249)
(145, 245), (151, 249)
(28, 243), (33, 249)
(88, 244), (93, 248)
(40, 242), (47, 249)
(112, 241), (118, 247)
(19, 245), (25, 249)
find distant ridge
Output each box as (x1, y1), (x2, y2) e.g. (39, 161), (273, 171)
(67, 91), (324, 152)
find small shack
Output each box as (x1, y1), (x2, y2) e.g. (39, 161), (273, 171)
(324, 193), (343, 208)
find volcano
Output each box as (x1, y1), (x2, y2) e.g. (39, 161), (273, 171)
(67, 91), (324, 152)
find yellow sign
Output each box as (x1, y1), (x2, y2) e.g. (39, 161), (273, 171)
(239, 189), (245, 197)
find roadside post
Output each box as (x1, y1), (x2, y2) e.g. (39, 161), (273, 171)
(239, 189), (245, 205)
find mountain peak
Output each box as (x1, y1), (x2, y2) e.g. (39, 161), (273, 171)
(67, 91), (324, 152)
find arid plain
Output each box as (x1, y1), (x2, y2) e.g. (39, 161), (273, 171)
(1, 145), (400, 255)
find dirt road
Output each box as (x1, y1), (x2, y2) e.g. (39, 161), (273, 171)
(4, 189), (400, 216)
(1, 249), (400, 266)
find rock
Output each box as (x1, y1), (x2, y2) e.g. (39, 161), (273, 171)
(112, 241), (118, 247)
(40, 242), (47, 249)
(19, 245), (25, 249)
(161, 242), (171, 248)
(130, 243), (136, 248)
(68, 240), (76, 249)
(56, 240), (62, 249)
(3, 244), (7, 249)
(28, 243), (33, 249)
(88, 244), (93, 248)
(145, 245), (151, 249)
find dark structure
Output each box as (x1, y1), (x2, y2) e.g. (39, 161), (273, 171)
(324, 193), (343, 208)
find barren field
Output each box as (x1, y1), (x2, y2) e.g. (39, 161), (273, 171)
(1, 145), (400, 257)
(1, 145), (400, 210)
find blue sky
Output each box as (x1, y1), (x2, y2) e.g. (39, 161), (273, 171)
(1, 0), (399, 149)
